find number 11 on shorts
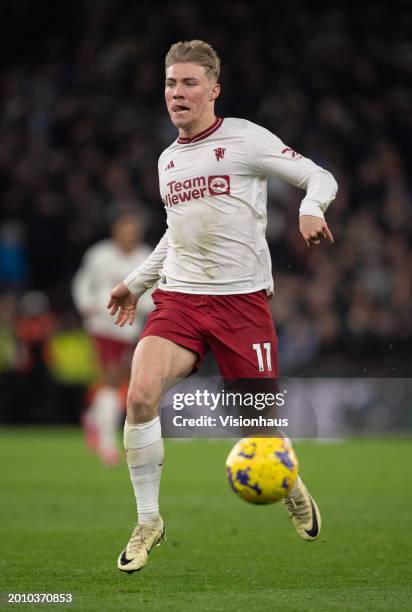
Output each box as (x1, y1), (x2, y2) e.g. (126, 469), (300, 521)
(252, 342), (272, 372)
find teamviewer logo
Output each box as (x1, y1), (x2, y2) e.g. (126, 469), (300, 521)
(208, 175), (231, 196)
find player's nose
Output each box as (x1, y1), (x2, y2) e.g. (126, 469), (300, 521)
(172, 83), (185, 98)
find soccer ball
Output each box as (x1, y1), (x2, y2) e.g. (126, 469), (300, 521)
(226, 437), (298, 504)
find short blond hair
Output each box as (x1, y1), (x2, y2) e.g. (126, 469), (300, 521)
(165, 40), (221, 82)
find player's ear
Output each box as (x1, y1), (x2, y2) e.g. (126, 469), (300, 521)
(209, 83), (221, 101)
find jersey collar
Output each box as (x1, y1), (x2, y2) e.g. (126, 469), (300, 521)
(177, 117), (224, 144)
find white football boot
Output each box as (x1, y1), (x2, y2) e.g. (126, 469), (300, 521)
(117, 518), (165, 573)
(282, 476), (321, 541)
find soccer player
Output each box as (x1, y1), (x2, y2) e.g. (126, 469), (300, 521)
(72, 212), (153, 464)
(108, 40), (337, 572)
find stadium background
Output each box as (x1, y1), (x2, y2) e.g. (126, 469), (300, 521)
(1, 3), (411, 611)
(0, 0), (411, 431)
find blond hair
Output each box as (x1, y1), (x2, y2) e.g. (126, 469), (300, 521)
(165, 40), (221, 82)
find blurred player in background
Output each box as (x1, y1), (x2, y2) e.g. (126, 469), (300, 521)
(72, 212), (154, 465)
(108, 41), (338, 571)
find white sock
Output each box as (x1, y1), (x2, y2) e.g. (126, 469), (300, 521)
(94, 386), (120, 454)
(84, 403), (97, 427)
(124, 417), (163, 526)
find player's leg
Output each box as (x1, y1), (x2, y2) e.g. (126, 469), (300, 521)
(208, 292), (321, 541)
(93, 377), (121, 465)
(119, 335), (198, 573)
(86, 337), (132, 465)
(96, 341), (137, 465)
(81, 384), (100, 453)
(81, 337), (108, 456)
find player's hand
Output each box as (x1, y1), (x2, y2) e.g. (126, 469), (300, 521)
(299, 215), (334, 247)
(107, 283), (138, 327)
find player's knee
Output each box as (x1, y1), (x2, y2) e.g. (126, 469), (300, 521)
(127, 383), (157, 423)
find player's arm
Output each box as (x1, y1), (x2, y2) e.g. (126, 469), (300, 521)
(108, 230), (169, 327)
(297, 170), (336, 247)
(247, 123), (338, 247)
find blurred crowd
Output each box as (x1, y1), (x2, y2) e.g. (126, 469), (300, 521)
(1, 0), (412, 422)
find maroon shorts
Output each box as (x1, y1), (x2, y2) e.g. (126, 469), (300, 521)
(140, 289), (278, 378)
(92, 335), (134, 368)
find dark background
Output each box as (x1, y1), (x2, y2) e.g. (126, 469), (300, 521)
(0, 1), (411, 423)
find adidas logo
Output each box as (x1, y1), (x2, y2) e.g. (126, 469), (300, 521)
(165, 160), (175, 171)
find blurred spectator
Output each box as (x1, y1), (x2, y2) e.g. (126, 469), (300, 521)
(0, 293), (18, 373)
(45, 310), (100, 387)
(14, 291), (56, 373)
(0, 221), (27, 288)
(7, 291), (57, 422)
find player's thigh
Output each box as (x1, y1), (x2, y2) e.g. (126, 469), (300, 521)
(129, 335), (198, 404)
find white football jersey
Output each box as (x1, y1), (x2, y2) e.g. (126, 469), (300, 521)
(124, 117), (337, 296)
(72, 240), (154, 342)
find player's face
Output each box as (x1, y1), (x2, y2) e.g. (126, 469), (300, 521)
(165, 63), (220, 134)
(112, 217), (142, 252)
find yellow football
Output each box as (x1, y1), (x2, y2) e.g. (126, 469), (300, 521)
(226, 437), (299, 504)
